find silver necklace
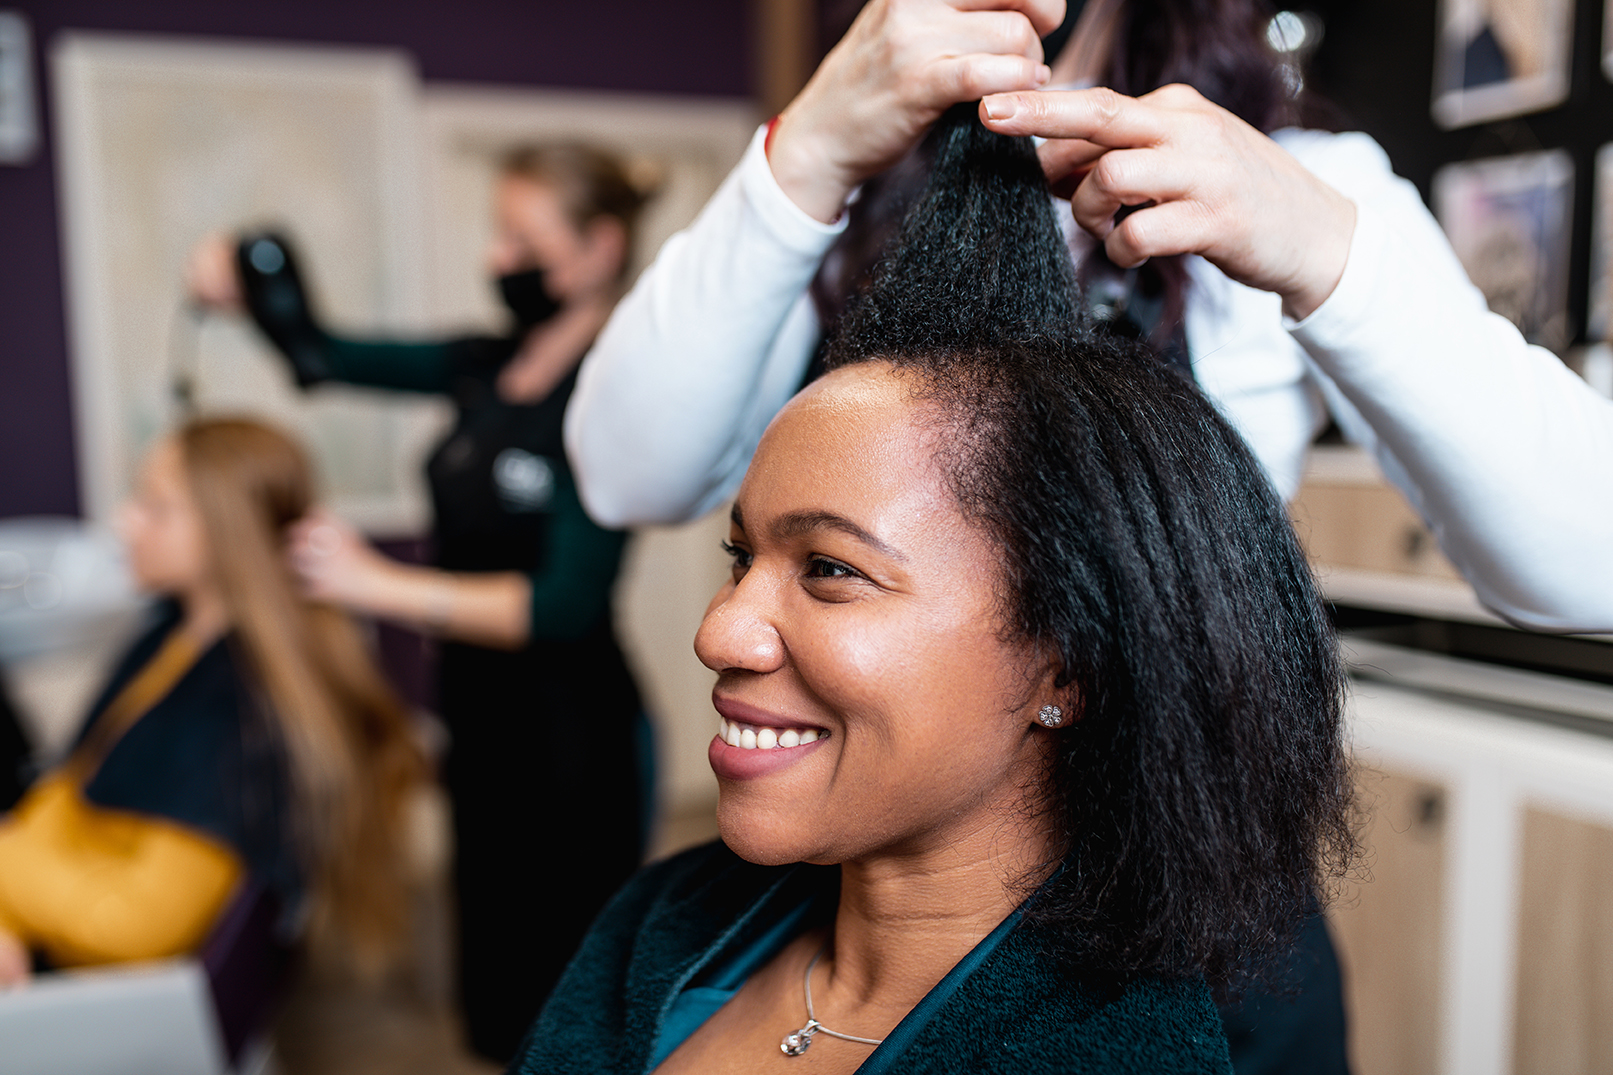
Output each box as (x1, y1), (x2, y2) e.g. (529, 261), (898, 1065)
(780, 942), (885, 1057)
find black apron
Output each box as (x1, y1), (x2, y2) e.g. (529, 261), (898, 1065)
(428, 346), (646, 1064)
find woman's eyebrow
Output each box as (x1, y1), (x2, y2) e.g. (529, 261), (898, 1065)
(773, 509), (906, 562)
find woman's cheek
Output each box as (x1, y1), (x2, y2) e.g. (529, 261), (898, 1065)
(794, 608), (897, 693)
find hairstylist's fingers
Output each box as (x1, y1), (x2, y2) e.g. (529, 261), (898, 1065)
(952, 0), (1067, 38)
(936, 53), (1052, 103)
(1102, 198), (1219, 268)
(0, 930), (31, 989)
(1075, 146), (1194, 209)
(184, 233), (244, 311)
(1037, 138), (1109, 197)
(980, 87), (1169, 147)
(1066, 148), (1197, 238)
(945, 8), (1046, 62)
(1139, 81), (1211, 110)
(770, 0), (1060, 220)
(289, 509), (353, 556)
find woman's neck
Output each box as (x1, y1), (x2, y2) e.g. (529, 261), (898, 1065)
(814, 813), (1057, 1015)
(177, 583), (230, 648)
(497, 292), (617, 404)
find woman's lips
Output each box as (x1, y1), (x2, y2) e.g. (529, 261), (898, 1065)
(708, 697), (829, 780)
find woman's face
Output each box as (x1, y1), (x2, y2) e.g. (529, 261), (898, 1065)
(117, 438), (212, 597)
(486, 174), (625, 304)
(695, 363), (1056, 867)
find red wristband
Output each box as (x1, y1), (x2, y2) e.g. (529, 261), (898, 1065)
(764, 114), (782, 160)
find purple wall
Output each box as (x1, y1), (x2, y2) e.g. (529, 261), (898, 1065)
(0, 0), (753, 519)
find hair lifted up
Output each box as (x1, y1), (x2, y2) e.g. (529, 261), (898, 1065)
(824, 104), (1354, 994)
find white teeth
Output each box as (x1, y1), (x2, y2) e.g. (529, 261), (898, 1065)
(716, 719), (825, 750)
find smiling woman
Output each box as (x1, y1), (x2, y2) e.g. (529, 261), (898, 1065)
(702, 377), (1058, 874)
(511, 105), (1352, 1075)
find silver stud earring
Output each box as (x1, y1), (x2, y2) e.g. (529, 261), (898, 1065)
(1037, 704), (1064, 728)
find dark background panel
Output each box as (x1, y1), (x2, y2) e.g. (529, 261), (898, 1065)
(0, 0), (752, 520)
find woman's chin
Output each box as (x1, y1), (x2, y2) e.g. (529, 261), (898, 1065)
(715, 802), (827, 866)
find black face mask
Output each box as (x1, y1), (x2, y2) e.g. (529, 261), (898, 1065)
(497, 268), (562, 328)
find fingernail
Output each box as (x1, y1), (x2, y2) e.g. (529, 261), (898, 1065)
(1036, 64), (1052, 85)
(983, 96), (1018, 122)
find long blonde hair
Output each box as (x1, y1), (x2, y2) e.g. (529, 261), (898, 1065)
(177, 417), (424, 965)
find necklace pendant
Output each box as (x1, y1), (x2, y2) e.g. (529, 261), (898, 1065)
(781, 1019), (820, 1057)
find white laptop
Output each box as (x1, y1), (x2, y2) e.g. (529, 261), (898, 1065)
(0, 959), (239, 1075)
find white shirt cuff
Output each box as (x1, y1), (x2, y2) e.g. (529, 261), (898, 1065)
(737, 124), (850, 255)
(1283, 202), (1389, 345)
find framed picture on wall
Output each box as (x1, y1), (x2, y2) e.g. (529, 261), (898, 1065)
(1433, 150), (1575, 352)
(1586, 145), (1613, 339)
(1432, 0), (1574, 129)
(52, 34), (446, 535)
(1604, 0), (1613, 81)
(0, 12), (38, 163)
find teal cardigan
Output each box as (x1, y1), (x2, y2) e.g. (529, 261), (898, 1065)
(511, 841), (1232, 1074)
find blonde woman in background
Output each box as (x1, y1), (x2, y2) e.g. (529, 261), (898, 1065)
(0, 417), (425, 986)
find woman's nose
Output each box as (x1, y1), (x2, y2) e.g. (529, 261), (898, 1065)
(694, 578), (785, 675)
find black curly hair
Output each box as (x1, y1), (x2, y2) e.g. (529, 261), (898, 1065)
(823, 103), (1354, 995)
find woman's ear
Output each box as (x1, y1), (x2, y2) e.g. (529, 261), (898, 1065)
(1027, 647), (1079, 729)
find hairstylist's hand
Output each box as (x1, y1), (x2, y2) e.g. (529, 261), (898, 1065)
(979, 84), (1357, 320)
(287, 510), (397, 614)
(0, 928), (29, 988)
(183, 233), (245, 314)
(770, 0), (1066, 223)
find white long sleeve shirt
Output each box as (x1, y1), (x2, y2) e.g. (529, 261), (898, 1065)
(568, 124), (1613, 631)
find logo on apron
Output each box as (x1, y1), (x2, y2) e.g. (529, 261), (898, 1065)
(492, 448), (555, 513)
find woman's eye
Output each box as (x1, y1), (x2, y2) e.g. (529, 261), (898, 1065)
(804, 556), (858, 581)
(720, 541), (752, 575)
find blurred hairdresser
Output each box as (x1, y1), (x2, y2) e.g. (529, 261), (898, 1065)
(186, 143), (655, 1062)
(568, 0), (1611, 635)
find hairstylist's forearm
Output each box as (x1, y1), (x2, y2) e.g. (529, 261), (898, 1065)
(567, 133), (834, 528)
(358, 562), (532, 650)
(317, 336), (459, 395)
(1292, 206), (1613, 632)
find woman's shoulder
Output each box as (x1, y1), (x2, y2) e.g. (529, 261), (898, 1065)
(1053, 974), (1231, 1074)
(945, 973), (1230, 1073)
(81, 635), (274, 850)
(904, 924), (1232, 1074)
